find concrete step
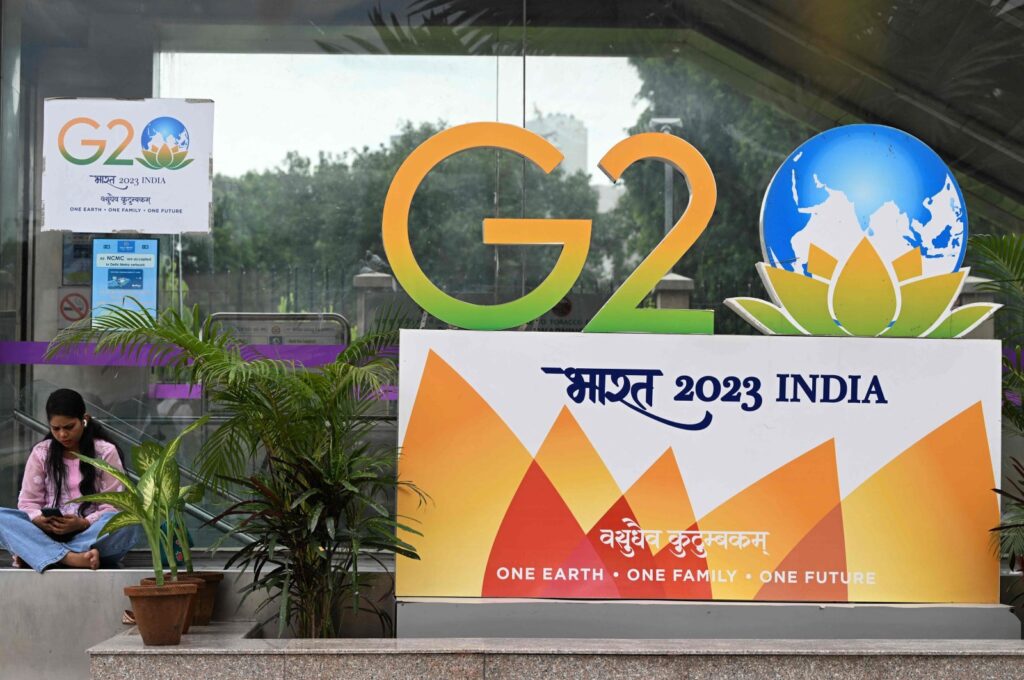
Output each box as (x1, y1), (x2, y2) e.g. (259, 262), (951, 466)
(397, 597), (1023, 640)
(0, 567), (257, 680)
(88, 621), (1024, 680)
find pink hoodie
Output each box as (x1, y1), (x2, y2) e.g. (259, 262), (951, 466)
(18, 439), (124, 525)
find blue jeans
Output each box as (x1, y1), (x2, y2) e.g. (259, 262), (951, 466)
(0, 508), (143, 573)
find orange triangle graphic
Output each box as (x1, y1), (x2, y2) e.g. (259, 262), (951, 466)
(698, 439), (840, 600)
(625, 448), (697, 554)
(397, 350), (533, 597)
(535, 407), (622, 533)
(842, 402), (999, 603)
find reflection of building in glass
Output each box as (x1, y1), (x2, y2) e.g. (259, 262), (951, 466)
(526, 111), (623, 213)
(595, 184), (625, 213)
(526, 111), (588, 178)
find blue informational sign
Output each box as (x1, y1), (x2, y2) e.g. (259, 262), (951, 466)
(91, 238), (158, 321)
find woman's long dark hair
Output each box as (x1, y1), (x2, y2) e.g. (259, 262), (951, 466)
(41, 389), (123, 517)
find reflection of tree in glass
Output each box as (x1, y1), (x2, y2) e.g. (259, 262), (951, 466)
(193, 122), (602, 308)
(315, 0), (520, 56)
(607, 56), (815, 334)
(334, 1), (1023, 334)
(778, 1), (1024, 141)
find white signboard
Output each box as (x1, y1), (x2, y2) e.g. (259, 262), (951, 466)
(42, 98), (213, 234)
(398, 330), (1001, 603)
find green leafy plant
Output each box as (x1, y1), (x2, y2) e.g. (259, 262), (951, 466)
(73, 417), (208, 585)
(971, 233), (1024, 601)
(172, 482), (204, 575)
(218, 438), (420, 637)
(969, 234), (1024, 345)
(992, 455), (1024, 606)
(49, 302), (423, 636)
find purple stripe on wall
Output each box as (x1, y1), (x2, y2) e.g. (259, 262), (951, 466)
(147, 383), (204, 400)
(0, 341), (348, 366)
(0, 341), (171, 366)
(0, 341), (397, 401)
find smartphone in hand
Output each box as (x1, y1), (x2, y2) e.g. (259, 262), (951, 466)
(41, 507), (62, 518)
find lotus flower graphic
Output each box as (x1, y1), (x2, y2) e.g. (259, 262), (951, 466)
(136, 116), (193, 170)
(726, 125), (999, 338)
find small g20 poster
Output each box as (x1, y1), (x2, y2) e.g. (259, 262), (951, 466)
(91, 239), (158, 322)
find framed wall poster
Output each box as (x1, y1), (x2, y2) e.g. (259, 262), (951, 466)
(91, 238), (159, 321)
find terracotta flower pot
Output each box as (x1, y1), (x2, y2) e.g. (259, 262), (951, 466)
(124, 582), (198, 646)
(140, 575), (205, 633)
(188, 571), (225, 625)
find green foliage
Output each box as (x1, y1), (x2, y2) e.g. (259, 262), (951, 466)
(968, 234), (1024, 343)
(218, 444), (422, 637)
(49, 302), (422, 637)
(179, 62), (832, 330)
(73, 417), (208, 585)
(203, 315), (423, 636)
(191, 122), (603, 298)
(603, 56), (816, 333)
(993, 456), (1024, 605)
(971, 233), (1024, 593)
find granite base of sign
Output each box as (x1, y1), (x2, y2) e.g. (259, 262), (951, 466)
(87, 621), (1024, 680)
(395, 598), (1022, 640)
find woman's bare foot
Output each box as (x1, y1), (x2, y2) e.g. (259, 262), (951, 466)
(11, 554), (29, 569)
(60, 548), (100, 570)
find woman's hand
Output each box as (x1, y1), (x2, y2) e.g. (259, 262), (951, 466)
(31, 514), (58, 532)
(48, 515), (89, 535)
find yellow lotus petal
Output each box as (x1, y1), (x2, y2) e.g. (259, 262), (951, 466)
(157, 143), (173, 167)
(807, 244), (838, 280)
(892, 248), (923, 282)
(926, 303), (1001, 339)
(884, 271), (965, 337)
(761, 264), (845, 336)
(830, 238), (898, 337)
(724, 297), (803, 335)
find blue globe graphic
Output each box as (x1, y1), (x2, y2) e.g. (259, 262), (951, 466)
(761, 125), (966, 278)
(140, 116), (190, 152)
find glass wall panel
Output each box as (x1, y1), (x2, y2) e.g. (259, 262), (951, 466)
(2, 0), (1023, 543)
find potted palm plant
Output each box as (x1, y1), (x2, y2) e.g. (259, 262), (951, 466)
(50, 303), (423, 637)
(74, 418), (207, 645)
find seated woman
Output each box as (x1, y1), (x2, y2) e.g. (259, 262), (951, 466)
(0, 388), (142, 571)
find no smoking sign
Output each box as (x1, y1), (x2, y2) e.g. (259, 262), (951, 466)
(58, 287), (90, 329)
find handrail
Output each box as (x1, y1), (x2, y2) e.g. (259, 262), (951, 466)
(12, 409), (254, 545)
(209, 311), (352, 345)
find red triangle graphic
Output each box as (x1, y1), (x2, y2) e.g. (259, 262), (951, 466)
(652, 521), (714, 599)
(482, 462), (587, 597)
(586, 496), (666, 598)
(756, 504), (848, 601)
(539, 534), (620, 598)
